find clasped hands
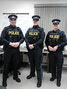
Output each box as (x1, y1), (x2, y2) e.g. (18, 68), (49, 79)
(48, 45), (58, 52)
(28, 44), (34, 49)
(9, 42), (20, 48)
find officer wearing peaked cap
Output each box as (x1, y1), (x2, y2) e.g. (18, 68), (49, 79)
(1, 14), (24, 87)
(45, 19), (66, 87)
(25, 15), (45, 87)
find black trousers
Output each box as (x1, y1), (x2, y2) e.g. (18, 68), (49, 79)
(28, 48), (43, 82)
(49, 51), (63, 81)
(3, 48), (20, 83)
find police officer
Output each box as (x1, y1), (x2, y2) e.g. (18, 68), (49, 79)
(45, 19), (66, 87)
(25, 15), (45, 87)
(1, 14), (24, 87)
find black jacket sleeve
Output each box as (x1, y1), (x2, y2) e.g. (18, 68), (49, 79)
(45, 32), (50, 48)
(58, 31), (67, 48)
(25, 29), (30, 46)
(1, 27), (10, 45)
(18, 27), (25, 44)
(33, 28), (45, 47)
(0, 37), (3, 45)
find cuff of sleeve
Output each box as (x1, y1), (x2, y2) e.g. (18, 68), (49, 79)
(19, 40), (22, 44)
(19, 42), (21, 45)
(26, 43), (30, 46)
(33, 43), (36, 47)
(7, 41), (10, 45)
(58, 44), (61, 48)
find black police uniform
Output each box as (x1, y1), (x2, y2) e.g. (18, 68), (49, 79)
(1, 15), (24, 87)
(0, 37), (4, 45)
(45, 19), (66, 87)
(25, 15), (45, 87)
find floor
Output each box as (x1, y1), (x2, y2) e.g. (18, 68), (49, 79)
(0, 65), (67, 89)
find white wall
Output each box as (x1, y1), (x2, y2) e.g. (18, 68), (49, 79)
(0, 1), (34, 33)
(0, 0), (67, 32)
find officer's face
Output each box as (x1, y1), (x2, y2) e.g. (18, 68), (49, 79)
(9, 19), (16, 26)
(33, 20), (39, 25)
(53, 24), (59, 29)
